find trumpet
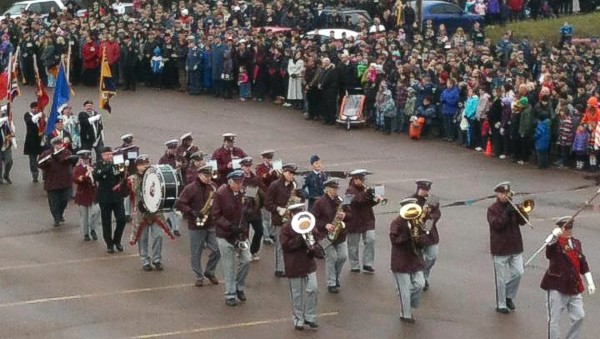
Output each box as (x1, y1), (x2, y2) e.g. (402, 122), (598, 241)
(366, 186), (388, 206)
(507, 190), (535, 229)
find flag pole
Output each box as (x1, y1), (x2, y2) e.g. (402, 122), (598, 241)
(6, 51), (13, 131)
(99, 46), (105, 110)
(66, 43), (71, 83)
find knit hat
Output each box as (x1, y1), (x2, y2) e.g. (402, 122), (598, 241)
(518, 97), (529, 106)
(588, 96), (598, 107)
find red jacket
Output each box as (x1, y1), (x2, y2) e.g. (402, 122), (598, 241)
(345, 182), (378, 233)
(487, 200), (526, 256)
(312, 194), (347, 244)
(212, 184), (244, 244)
(38, 148), (73, 191)
(73, 163), (97, 206)
(540, 238), (590, 296)
(210, 146), (247, 186)
(82, 42), (99, 69)
(507, 0), (524, 11)
(176, 179), (216, 230)
(99, 40), (121, 65)
(264, 178), (294, 227)
(255, 161), (279, 189)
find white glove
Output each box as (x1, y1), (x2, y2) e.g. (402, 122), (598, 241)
(585, 272), (595, 295)
(88, 114), (102, 123)
(277, 207), (286, 216)
(31, 112), (43, 124)
(499, 127), (505, 135)
(552, 227), (563, 237)
(0, 116), (7, 124)
(544, 233), (555, 244)
(494, 122), (501, 129)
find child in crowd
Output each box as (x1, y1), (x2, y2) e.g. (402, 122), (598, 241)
(572, 125), (590, 170)
(238, 66), (250, 101)
(150, 46), (164, 90)
(534, 117), (551, 169)
(375, 80), (396, 135)
(556, 108), (574, 168)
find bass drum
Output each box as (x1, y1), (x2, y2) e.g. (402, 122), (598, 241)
(142, 165), (179, 213)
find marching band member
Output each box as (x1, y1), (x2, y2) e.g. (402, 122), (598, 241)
(212, 170), (250, 307)
(176, 164), (221, 287)
(487, 181), (527, 314)
(312, 178), (348, 293)
(128, 155), (174, 271)
(303, 154), (328, 211)
(0, 107), (15, 184)
(541, 217), (595, 339)
(60, 105), (80, 152)
(38, 137), (73, 227)
(159, 139), (182, 237)
(177, 132), (199, 178)
(345, 169), (382, 274)
(23, 101), (44, 183)
(78, 100), (104, 161)
(255, 149), (278, 245)
(389, 198), (426, 323)
(93, 146), (128, 253)
(280, 202), (321, 331)
(265, 163), (301, 277)
(240, 157), (266, 261)
(73, 149), (99, 241)
(117, 133), (139, 222)
(211, 133), (247, 187)
(411, 180), (441, 291)
(185, 151), (206, 185)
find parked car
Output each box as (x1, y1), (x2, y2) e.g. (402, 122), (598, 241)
(3, 0), (65, 18)
(76, 2), (134, 18)
(304, 28), (360, 43)
(319, 7), (372, 28)
(409, 0), (484, 34)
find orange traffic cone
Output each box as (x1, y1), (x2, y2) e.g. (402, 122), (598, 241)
(484, 137), (493, 157)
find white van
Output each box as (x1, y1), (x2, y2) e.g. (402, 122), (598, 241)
(3, 0), (66, 18)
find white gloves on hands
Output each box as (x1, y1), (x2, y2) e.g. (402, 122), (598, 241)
(585, 272), (596, 295)
(277, 207), (286, 216)
(88, 114), (102, 123)
(31, 112), (43, 124)
(552, 227), (563, 237)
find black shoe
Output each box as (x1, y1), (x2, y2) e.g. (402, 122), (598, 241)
(400, 316), (416, 323)
(423, 281), (429, 291)
(115, 244), (124, 252)
(33, 178), (39, 183)
(274, 271), (285, 277)
(90, 230), (98, 240)
(304, 321), (319, 330)
(84, 234), (91, 241)
(153, 262), (163, 271)
(226, 299), (238, 307)
(143, 264), (153, 271)
(294, 325), (304, 331)
(495, 307), (510, 314)
(174, 230), (181, 237)
(328, 286), (339, 294)
(362, 266), (375, 274)
(506, 298), (515, 310)
(236, 290), (246, 302)
(59, 216), (65, 223)
(194, 279), (204, 287)
(53, 221), (60, 227)
(3, 178), (12, 184)
(204, 272), (219, 285)
(107, 246), (115, 254)
(350, 268), (360, 273)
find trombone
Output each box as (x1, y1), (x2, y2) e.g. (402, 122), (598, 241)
(507, 191), (535, 229)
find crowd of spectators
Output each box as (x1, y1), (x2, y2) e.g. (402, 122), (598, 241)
(1, 0), (600, 171)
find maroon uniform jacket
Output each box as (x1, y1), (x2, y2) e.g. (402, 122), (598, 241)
(211, 146), (247, 186)
(389, 216), (426, 273)
(38, 148), (73, 191)
(255, 161), (278, 189)
(345, 183), (378, 234)
(242, 171), (266, 221)
(73, 163), (97, 206)
(158, 152), (177, 168)
(176, 179), (216, 230)
(280, 221), (317, 278)
(413, 194), (441, 246)
(176, 144), (199, 170)
(312, 194), (347, 244)
(540, 238), (590, 296)
(212, 184), (244, 244)
(184, 165), (200, 187)
(265, 178), (294, 227)
(487, 200), (526, 256)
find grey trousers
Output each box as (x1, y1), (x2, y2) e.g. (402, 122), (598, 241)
(123, 196), (131, 217)
(189, 228), (220, 280)
(347, 230), (375, 270)
(273, 226), (285, 273)
(422, 244), (439, 283)
(319, 239), (348, 287)
(261, 208), (273, 239)
(166, 211), (179, 231)
(138, 224), (163, 266)
(493, 253), (524, 309)
(78, 204), (100, 236)
(217, 238), (251, 300)
(0, 148), (13, 179)
(547, 290), (585, 339)
(393, 271), (425, 318)
(288, 272), (318, 326)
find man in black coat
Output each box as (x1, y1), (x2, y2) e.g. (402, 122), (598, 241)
(317, 57), (339, 125)
(23, 101), (44, 182)
(78, 100), (104, 161)
(121, 35), (138, 91)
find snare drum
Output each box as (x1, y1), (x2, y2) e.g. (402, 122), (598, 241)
(142, 165), (180, 213)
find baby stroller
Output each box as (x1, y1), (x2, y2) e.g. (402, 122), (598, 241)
(337, 89), (366, 131)
(409, 116), (426, 140)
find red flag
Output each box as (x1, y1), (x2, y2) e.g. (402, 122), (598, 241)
(36, 81), (49, 111)
(0, 72), (7, 101)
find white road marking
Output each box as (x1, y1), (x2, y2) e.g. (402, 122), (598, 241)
(0, 254), (139, 271)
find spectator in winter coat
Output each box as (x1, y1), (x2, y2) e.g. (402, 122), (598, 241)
(556, 108), (574, 167)
(534, 117), (551, 169)
(440, 79), (460, 141)
(464, 88), (480, 149)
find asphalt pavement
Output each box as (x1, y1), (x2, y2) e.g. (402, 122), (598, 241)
(0, 86), (598, 339)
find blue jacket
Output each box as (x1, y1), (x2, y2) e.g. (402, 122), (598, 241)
(464, 95), (479, 120)
(440, 86), (460, 116)
(302, 171), (328, 201)
(534, 119), (551, 151)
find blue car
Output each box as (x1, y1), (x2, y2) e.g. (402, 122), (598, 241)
(410, 0), (484, 34)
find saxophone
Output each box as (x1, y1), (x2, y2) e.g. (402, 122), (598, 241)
(327, 195), (346, 242)
(196, 182), (217, 227)
(281, 180), (301, 224)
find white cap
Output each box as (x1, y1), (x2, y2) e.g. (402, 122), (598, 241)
(180, 132), (192, 140)
(120, 133), (133, 140)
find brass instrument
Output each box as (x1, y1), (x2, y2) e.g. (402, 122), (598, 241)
(327, 195), (346, 242)
(367, 185), (388, 206)
(418, 196), (440, 234)
(507, 190), (535, 229)
(399, 200), (425, 254)
(196, 182), (217, 227)
(291, 211), (319, 252)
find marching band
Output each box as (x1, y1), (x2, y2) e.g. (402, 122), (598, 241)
(3, 98), (598, 335)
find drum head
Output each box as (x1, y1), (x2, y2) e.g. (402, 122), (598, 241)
(142, 166), (163, 213)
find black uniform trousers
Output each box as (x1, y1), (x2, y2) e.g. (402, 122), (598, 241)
(99, 201), (126, 248)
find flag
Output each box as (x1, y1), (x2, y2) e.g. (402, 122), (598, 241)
(8, 54), (21, 102)
(0, 72), (7, 101)
(99, 47), (116, 113)
(45, 64), (70, 137)
(36, 81), (49, 136)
